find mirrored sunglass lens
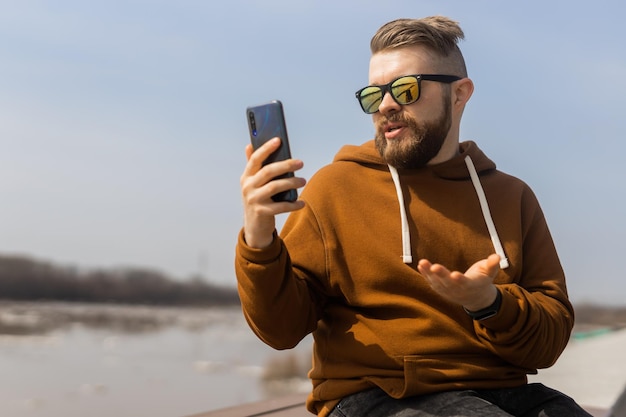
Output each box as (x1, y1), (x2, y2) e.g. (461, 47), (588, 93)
(359, 86), (383, 113)
(391, 76), (419, 105)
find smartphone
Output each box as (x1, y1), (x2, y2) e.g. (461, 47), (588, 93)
(246, 100), (298, 202)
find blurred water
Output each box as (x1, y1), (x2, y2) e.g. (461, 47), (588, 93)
(0, 304), (312, 417)
(2, 302), (624, 416)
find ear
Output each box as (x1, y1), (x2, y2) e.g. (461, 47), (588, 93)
(452, 77), (474, 107)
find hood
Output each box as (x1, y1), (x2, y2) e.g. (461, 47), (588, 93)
(333, 140), (508, 269)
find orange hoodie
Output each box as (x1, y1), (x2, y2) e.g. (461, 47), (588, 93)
(235, 140), (574, 416)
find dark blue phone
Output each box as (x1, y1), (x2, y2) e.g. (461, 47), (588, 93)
(246, 100), (298, 202)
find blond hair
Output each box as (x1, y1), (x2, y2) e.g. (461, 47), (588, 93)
(370, 16), (467, 77)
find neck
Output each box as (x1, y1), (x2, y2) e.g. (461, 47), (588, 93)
(428, 137), (460, 165)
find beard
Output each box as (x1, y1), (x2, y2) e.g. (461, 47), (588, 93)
(374, 99), (452, 169)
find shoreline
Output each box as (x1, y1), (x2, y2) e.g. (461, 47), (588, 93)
(0, 300), (242, 335)
(2, 299), (625, 336)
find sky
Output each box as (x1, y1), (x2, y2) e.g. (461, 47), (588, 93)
(1, 1), (625, 305)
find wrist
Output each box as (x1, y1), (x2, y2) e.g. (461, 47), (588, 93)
(243, 228), (276, 249)
(463, 288), (502, 321)
(462, 285), (498, 312)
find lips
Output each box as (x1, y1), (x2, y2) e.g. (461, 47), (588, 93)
(384, 122), (406, 139)
(386, 122), (404, 132)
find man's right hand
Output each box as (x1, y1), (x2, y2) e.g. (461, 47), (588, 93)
(240, 137), (306, 249)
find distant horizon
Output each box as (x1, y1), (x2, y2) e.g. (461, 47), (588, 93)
(2, 250), (625, 308)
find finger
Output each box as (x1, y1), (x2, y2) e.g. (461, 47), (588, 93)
(481, 254), (501, 278)
(244, 137), (281, 174)
(417, 259), (433, 277)
(259, 175), (306, 202)
(269, 199), (306, 213)
(245, 143), (254, 160)
(242, 138), (301, 198)
(261, 158), (304, 180)
(429, 263), (451, 278)
(486, 254), (501, 270)
(418, 260), (448, 290)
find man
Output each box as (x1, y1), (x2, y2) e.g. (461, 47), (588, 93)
(237, 16), (591, 417)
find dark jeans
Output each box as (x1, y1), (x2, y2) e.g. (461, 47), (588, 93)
(328, 384), (592, 417)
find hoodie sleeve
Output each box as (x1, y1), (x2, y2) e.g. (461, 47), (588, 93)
(235, 205), (327, 350)
(470, 186), (574, 370)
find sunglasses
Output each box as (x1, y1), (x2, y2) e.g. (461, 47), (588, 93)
(355, 74), (462, 114)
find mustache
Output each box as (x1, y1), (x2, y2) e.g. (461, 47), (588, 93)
(375, 113), (414, 132)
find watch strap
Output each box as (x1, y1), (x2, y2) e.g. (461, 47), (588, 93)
(463, 289), (502, 321)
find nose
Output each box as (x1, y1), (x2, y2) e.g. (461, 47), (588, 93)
(377, 90), (401, 116)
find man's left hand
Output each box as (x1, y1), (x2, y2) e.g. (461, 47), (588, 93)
(417, 254), (501, 311)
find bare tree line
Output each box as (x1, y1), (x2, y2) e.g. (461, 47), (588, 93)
(0, 254), (239, 306)
(3, 254), (625, 321)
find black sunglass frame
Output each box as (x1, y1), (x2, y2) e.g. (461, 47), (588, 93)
(355, 74), (462, 114)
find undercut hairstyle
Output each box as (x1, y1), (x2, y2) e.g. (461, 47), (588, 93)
(370, 16), (468, 77)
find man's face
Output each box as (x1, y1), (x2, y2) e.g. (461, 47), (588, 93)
(369, 46), (453, 169)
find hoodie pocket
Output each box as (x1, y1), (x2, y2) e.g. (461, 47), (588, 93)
(367, 354), (526, 399)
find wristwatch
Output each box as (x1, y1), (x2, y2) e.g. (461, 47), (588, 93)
(463, 289), (502, 321)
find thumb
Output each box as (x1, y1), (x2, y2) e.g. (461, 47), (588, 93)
(484, 254), (501, 277)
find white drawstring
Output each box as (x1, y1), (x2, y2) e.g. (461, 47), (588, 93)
(388, 158), (509, 269)
(464, 156), (510, 269)
(388, 165), (413, 264)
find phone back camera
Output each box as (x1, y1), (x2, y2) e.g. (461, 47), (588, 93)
(248, 112), (257, 136)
